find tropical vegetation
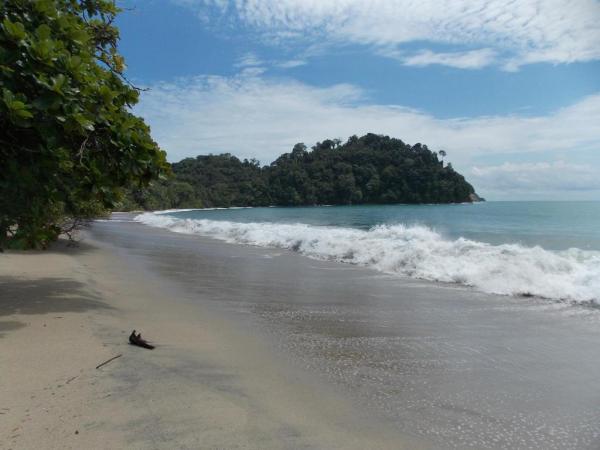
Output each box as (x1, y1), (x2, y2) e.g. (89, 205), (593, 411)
(0, 0), (168, 249)
(121, 134), (477, 210)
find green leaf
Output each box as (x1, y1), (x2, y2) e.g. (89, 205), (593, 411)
(35, 24), (51, 40)
(74, 113), (95, 131)
(15, 107), (33, 119)
(70, 29), (89, 45)
(51, 74), (66, 93)
(2, 19), (27, 40)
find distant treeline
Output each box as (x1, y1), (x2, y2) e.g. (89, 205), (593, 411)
(120, 133), (478, 210)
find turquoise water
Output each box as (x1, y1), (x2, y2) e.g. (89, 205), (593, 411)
(137, 202), (600, 304)
(167, 201), (600, 251)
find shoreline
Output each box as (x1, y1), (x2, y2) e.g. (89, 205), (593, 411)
(3, 215), (600, 449)
(133, 208), (600, 307)
(0, 233), (422, 449)
(91, 217), (600, 449)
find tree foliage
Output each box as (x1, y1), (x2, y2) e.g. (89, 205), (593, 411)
(173, 154), (269, 207)
(120, 179), (197, 212)
(0, 0), (168, 249)
(122, 134), (477, 210)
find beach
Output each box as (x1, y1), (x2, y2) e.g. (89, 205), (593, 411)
(1, 214), (600, 449)
(0, 220), (422, 450)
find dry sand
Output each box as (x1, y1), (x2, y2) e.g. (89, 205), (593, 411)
(0, 238), (422, 450)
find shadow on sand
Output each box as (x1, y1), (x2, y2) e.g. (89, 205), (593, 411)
(0, 276), (109, 338)
(17, 237), (98, 256)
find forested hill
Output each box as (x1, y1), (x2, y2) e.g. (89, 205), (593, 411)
(121, 134), (480, 210)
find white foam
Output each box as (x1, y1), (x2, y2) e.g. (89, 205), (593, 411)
(135, 212), (600, 305)
(152, 206), (254, 214)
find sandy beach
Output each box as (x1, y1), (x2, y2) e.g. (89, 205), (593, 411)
(2, 215), (600, 449)
(0, 226), (422, 449)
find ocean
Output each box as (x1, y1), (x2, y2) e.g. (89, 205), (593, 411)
(136, 201), (600, 306)
(95, 207), (600, 449)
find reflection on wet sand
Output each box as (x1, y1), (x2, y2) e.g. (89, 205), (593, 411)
(92, 216), (600, 450)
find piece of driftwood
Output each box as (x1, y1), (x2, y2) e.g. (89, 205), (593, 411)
(96, 354), (122, 370)
(129, 330), (155, 350)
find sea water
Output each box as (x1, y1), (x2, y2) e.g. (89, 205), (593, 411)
(136, 201), (600, 305)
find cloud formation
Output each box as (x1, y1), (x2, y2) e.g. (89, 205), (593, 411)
(234, 52), (264, 68)
(177, 0), (600, 69)
(469, 161), (600, 199)
(276, 59), (307, 69)
(400, 48), (498, 70)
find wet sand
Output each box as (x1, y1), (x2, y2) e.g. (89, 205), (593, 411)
(0, 225), (422, 449)
(89, 214), (600, 450)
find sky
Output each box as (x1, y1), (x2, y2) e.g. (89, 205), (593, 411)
(115, 0), (600, 200)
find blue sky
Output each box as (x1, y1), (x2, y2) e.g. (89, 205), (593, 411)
(116, 0), (600, 200)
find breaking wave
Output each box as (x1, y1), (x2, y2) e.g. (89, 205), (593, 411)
(135, 212), (600, 305)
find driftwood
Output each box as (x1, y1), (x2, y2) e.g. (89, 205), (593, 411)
(96, 354), (122, 369)
(129, 330), (155, 350)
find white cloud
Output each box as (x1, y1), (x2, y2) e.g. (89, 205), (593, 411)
(239, 66), (266, 77)
(136, 72), (600, 198)
(234, 52), (307, 72)
(276, 59), (307, 68)
(472, 161), (600, 190)
(234, 52), (264, 68)
(178, 0), (600, 69)
(469, 161), (600, 199)
(400, 48), (497, 69)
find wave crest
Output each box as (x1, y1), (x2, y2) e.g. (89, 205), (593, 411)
(135, 213), (600, 305)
